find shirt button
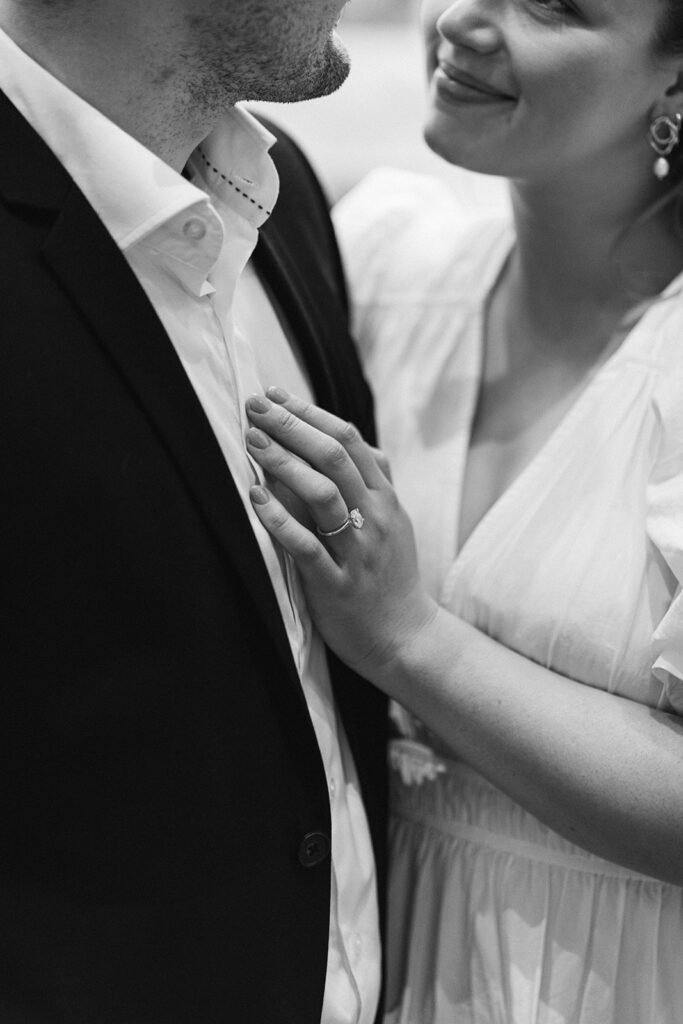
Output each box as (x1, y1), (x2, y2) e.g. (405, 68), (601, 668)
(328, 777), (336, 800)
(182, 216), (207, 241)
(298, 831), (331, 868)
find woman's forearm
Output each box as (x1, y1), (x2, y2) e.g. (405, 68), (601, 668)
(377, 607), (683, 886)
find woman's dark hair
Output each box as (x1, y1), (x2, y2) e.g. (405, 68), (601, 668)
(615, 2), (683, 296)
(656, 2), (683, 56)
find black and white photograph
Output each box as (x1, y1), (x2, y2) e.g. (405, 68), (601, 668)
(2, 0), (683, 1021)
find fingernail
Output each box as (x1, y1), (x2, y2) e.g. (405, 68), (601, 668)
(246, 427), (270, 449)
(247, 394), (271, 414)
(266, 386), (289, 404)
(250, 485), (270, 505)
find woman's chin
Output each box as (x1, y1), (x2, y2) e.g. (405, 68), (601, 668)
(423, 119), (481, 172)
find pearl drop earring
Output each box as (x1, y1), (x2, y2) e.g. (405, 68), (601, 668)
(649, 113), (682, 180)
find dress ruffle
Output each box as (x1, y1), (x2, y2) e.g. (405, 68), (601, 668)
(386, 757), (683, 1024)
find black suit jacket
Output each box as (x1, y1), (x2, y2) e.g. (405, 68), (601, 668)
(0, 91), (387, 1023)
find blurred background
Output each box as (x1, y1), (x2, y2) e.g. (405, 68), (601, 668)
(253, 0), (508, 209)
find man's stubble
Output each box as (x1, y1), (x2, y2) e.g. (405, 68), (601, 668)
(184, 2), (351, 114)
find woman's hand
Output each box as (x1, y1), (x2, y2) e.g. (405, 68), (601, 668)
(241, 398), (683, 885)
(245, 387), (438, 680)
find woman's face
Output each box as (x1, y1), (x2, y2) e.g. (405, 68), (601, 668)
(420, 0), (681, 185)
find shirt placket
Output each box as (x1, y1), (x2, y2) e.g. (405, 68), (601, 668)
(229, 317), (309, 676)
(204, 205), (308, 677)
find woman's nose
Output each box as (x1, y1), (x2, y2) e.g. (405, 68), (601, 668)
(435, 0), (504, 54)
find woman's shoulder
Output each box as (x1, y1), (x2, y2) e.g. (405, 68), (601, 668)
(333, 167), (511, 307)
(334, 167), (461, 238)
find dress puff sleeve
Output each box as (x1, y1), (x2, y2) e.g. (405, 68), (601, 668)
(648, 367), (683, 714)
(332, 168), (470, 358)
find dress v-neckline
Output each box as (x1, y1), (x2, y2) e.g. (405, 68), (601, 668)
(449, 238), (683, 581)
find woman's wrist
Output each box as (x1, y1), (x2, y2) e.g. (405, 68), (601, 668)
(370, 599), (453, 701)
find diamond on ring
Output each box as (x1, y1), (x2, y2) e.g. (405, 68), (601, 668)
(348, 508), (364, 529)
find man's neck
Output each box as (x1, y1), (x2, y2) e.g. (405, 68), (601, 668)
(0, 2), (216, 169)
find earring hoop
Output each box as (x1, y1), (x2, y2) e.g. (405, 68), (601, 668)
(649, 113), (682, 180)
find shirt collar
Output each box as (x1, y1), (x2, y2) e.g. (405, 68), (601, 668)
(0, 25), (279, 262)
(187, 111), (279, 231)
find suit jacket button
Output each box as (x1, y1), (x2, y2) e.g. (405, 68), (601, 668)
(299, 831), (331, 868)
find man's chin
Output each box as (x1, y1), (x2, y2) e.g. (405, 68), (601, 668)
(312, 34), (351, 97)
(255, 37), (350, 104)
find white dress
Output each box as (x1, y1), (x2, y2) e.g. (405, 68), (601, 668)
(333, 169), (683, 1024)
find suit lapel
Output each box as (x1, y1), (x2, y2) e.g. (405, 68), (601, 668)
(253, 219), (341, 414)
(0, 90), (299, 683)
(254, 206), (377, 446)
(42, 183), (301, 680)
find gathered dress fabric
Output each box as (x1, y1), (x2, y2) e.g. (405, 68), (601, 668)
(333, 170), (683, 1024)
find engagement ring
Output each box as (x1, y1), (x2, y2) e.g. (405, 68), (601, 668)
(317, 508), (365, 537)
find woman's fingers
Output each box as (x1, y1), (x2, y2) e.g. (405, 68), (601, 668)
(262, 387), (389, 490)
(246, 426), (357, 537)
(245, 394), (369, 512)
(249, 485), (340, 577)
(244, 390), (393, 548)
(370, 445), (393, 483)
(246, 424), (348, 531)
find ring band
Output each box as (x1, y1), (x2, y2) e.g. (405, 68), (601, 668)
(317, 508), (365, 537)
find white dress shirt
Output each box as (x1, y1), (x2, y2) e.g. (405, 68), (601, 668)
(0, 27), (380, 1024)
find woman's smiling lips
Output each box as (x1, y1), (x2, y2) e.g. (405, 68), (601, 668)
(434, 59), (517, 105)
